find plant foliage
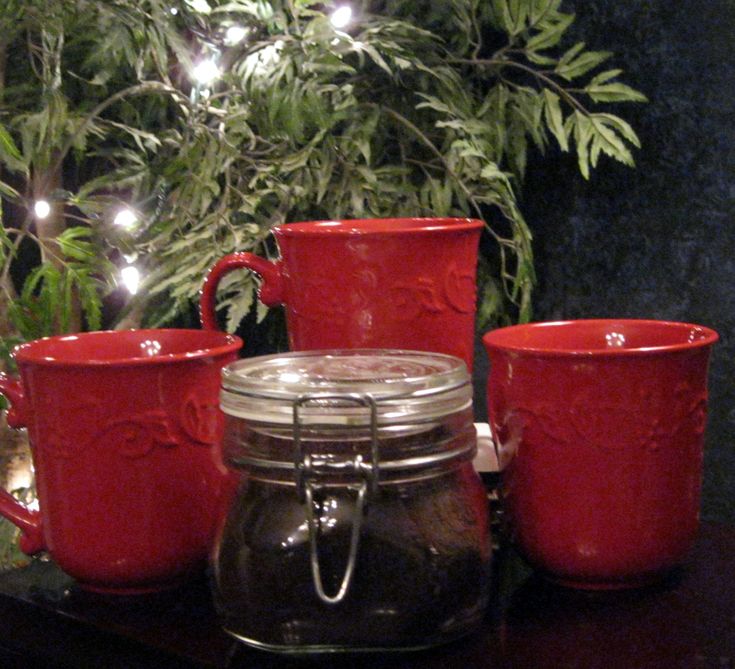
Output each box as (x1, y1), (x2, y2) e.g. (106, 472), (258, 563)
(0, 0), (646, 350)
(0, 0), (184, 347)
(130, 0), (646, 331)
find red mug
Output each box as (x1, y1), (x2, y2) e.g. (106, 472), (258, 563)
(483, 319), (718, 589)
(0, 329), (242, 594)
(200, 218), (483, 369)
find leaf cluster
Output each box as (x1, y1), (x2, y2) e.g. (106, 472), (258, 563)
(5, 227), (112, 340)
(0, 1), (186, 349)
(0, 0), (646, 347)
(128, 0), (645, 331)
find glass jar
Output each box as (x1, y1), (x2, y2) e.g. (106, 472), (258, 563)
(213, 349), (491, 653)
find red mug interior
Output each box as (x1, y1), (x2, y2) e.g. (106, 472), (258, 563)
(12, 328), (240, 365)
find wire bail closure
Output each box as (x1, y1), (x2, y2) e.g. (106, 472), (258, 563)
(292, 392), (380, 605)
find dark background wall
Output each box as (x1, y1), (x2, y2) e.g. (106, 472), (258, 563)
(474, 1), (735, 523)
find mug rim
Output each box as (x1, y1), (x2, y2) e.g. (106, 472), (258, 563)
(13, 328), (243, 367)
(482, 318), (719, 357)
(273, 217), (484, 236)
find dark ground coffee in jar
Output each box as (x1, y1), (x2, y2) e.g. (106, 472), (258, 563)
(214, 349), (492, 653)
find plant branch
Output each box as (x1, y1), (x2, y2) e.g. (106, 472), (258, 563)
(0, 216), (31, 296)
(370, 104), (486, 221)
(0, 38), (17, 321)
(450, 57), (592, 115)
(46, 82), (193, 188)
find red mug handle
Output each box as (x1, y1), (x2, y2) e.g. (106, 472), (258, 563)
(0, 373), (46, 555)
(200, 252), (286, 331)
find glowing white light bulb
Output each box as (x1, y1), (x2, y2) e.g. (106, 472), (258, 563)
(187, 0), (211, 13)
(330, 5), (352, 29)
(113, 208), (137, 228)
(33, 199), (51, 219)
(170, 7), (179, 15)
(225, 25), (248, 45)
(245, 41), (283, 75)
(121, 265), (140, 295)
(193, 58), (221, 85)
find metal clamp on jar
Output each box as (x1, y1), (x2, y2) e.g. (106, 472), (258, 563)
(214, 349), (492, 653)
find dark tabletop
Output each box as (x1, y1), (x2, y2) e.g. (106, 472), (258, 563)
(0, 522), (732, 669)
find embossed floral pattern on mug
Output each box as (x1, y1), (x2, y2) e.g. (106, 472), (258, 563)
(201, 218), (483, 369)
(484, 319), (718, 589)
(0, 328), (242, 593)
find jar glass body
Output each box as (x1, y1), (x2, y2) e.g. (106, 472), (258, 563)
(213, 407), (491, 653)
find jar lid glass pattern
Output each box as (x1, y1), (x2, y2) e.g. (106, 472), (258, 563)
(220, 349), (471, 426)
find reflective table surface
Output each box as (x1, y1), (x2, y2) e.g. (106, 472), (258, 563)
(0, 522), (732, 668)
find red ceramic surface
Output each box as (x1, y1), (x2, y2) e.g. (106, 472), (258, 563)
(0, 329), (242, 594)
(200, 218), (483, 369)
(483, 319), (719, 588)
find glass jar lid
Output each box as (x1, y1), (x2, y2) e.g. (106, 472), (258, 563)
(220, 349), (471, 426)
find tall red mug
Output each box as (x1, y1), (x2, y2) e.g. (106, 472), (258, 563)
(200, 218), (483, 370)
(0, 329), (242, 594)
(483, 319), (718, 589)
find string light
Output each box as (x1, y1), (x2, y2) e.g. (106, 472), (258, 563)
(225, 25), (248, 46)
(186, 0), (211, 13)
(120, 265), (140, 295)
(245, 40), (283, 75)
(330, 5), (353, 29)
(33, 199), (51, 220)
(193, 58), (221, 85)
(113, 208), (137, 229)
